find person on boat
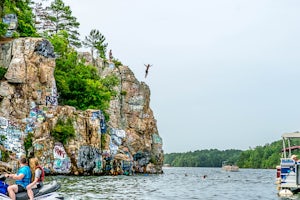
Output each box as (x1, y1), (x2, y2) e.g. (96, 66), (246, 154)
(5, 157), (32, 200)
(291, 155), (299, 162)
(26, 157), (45, 200)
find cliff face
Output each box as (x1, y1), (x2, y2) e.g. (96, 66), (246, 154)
(0, 38), (163, 175)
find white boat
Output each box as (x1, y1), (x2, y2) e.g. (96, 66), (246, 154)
(277, 132), (300, 197)
(222, 161), (239, 172)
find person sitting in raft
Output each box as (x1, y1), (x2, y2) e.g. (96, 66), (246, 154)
(27, 157), (45, 200)
(5, 157), (32, 200)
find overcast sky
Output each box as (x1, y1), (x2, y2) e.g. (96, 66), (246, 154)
(62, 0), (300, 153)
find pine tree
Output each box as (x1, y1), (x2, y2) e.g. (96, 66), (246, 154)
(32, 2), (52, 33)
(45, 0), (81, 48)
(83, 29), (107, 60)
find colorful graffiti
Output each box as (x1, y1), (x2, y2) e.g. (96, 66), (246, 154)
(53, 142), (71, 173)
(152, 134), (163, 144)
(0, 117), (25, 158)
(91, 110), (106, 134)
(77, 146), (102, 173)
(25, 102), (46, 133)
(0, 117), (8, 129)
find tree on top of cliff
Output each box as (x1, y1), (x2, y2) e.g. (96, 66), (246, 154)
(32, 2), (53, 33)
(83, 29), (108, 60)
(43, 0), (81, 48)
(49, 30), (119, 119)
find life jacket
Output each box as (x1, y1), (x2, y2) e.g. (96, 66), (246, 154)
(36, 165), (45, 182)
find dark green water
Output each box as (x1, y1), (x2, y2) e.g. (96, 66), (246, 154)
(45, 167), (285, 200)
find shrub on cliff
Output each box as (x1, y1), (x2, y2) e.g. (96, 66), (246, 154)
(24, 132), (33, 155)
(49, 31), (119, 119)
(51, 118), (75, 145)
(0, 23), (7, 37)
(0, 66), (7, 79)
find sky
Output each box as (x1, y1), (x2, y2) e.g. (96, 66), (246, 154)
(61, 0), (300, 153)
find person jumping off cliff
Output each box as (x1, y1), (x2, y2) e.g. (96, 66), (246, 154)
(144, 64), (152, 78)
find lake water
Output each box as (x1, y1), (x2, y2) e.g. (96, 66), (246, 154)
(47, 167), (294, 200)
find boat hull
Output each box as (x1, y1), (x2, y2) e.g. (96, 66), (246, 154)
(222, 165), (239, 172)
(0, 181), (62, 200)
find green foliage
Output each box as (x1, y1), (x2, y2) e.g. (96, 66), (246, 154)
(0, 135), (6, 146)
(51, 117), (75, 145)
(150, 155), (158, 165)
(101, 134), (107, 150)
(120, 90), (127, 96)
(112, 58), (123, 68)
(14, 0), (37, 37)
(48, 31), (119, 118)
(164, 149), (242, 167)
(83, 29), (108, 59)
(0, 22), (7, 37)
(1, 150), (9, 162)
(237, 140), (282, 169)
(24, 132), (33, 155)
(1, 0), (37, 37)
(166, 141), (283, 168)
(100, 75), (119, 97)
(0, 66), (7, 79)
(47, 30), (70, 57)
(45, 0), (81, 48)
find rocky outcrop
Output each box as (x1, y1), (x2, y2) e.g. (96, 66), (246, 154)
(0, 38), (163, 175)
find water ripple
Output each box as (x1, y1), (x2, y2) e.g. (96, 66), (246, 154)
(44, 168), (284, 200)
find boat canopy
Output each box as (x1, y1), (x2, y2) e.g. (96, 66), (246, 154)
(281, 132), (300, 159)
(282, 132), (300, 139)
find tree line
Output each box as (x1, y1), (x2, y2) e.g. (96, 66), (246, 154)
(164, 140), (284, 169)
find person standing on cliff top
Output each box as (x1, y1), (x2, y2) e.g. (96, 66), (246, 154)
(109, 49), (113, 61)
(144, 64), (152, 78)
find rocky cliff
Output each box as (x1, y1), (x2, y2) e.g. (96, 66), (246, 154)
(0, 38), (163, 175)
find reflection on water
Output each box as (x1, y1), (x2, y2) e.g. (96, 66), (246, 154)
(45, 167), (285, 200)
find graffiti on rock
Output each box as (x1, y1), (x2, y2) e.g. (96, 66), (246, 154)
(77, 146), (102, 173)
(33, 143), (44, 151)
(152, 134), (163, 144)
(0, 117), (25, 158)
(0, 117), (8, 129)
(53, 142), (71, 173)
(133, 151), (151, 172)
(25, 102), (46, 133)
(109, 128), (126, 155)
(34, 39), (55, 58)
(2, 14), (18, 38)
(46, 96), (58, 106)
(128, 96), (144, 111)
(91, 110), (106, 134)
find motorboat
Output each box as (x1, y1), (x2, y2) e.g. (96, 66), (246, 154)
(222, 161), (239, 172)
(0, 175), (63, 200)
(277, 132), (300, 197)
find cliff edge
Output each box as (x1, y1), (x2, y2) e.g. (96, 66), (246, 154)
(0, 38), (163, 175)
